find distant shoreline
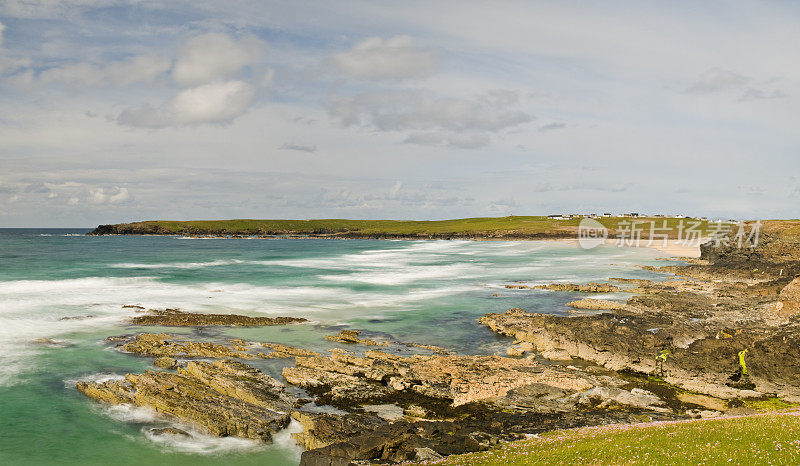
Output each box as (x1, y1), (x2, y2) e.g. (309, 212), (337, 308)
(87, 216), (717, 242)
(87, 216), (710, 257)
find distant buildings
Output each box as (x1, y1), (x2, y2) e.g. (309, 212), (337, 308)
(545, 212), (712, 221)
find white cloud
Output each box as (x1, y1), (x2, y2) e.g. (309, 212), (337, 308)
(38, 54), (172, 87)
(684, 68), (748, 94)
(172, 33), (265, 87)
(89, 186), (129, 204)
(328, 35), (437, 80)
(117, 80), (256, 128)
(328, 89), (532, 132)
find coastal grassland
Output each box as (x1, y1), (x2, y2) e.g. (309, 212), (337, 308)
(430, 410), (800, 465)
(90, 216), (718, 238)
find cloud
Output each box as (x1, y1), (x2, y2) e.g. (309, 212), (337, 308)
(684, 68), (754, 94)
(0, 20), (30, 74)
(684, 68), (748, 94)
(327, 35), (437, 80)
(38, 54), (171, 87)
(684, 68), (788, 103)
(404, 131), (490, 149)
(738, 88), (788, 102)
(89, 186), (129, 204)
(329, 89), (532, 132)
(539, 122), (566, 132)
(388, 180), (402, 199)
(279, 143), (317, 153)
(172, 33), (265, 87)
(117, 80), (256, 128)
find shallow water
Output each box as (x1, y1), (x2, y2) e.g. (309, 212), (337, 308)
(0, 229), (676, 464)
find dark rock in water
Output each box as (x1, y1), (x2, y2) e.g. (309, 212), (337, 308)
(566, 298), (626, 310)
(30, 338), (68, 346)
(148, 427), (191, 437)
(122, 305), (145, 309)
(291, 411), (388, 450)
(299, 420), (487, 466)
(131, 308), (307, 327)
(506, 282), (620, 293)
(77, 359), (293, 442)
(114, 333), (256, 359)
(324, 329), (388, 346)
(258, 342), (322, 359)
(153, 357), (178, 369)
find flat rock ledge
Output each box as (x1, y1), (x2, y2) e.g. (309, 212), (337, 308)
(566, 298), (627, 311)
(131, 308), (307, 327)
(506, 282), (620, 293)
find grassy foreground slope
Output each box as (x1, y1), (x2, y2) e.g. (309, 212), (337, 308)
(89, 216), (717, 238)
(431, 410), (800, 465)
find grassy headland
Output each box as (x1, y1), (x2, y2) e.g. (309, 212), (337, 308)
(88, 216), (719, 239)
(430, 409), (800, 465)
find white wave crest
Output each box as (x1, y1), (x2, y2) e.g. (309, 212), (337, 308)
(111, 259), (244, 269)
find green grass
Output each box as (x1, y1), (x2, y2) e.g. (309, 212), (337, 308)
(746, 397), (796, 412)
(96, 216), (715, 238)
(430, 410), (800, 465)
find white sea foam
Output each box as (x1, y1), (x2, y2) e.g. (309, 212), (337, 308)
(143, 425), (266, 454)
(105, 404), (162, 424)
(319, 263), (481, 285)
(111, 259), (245, 269)
(64, 373), (125, 388)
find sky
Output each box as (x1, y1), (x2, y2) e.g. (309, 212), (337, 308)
(0, 0), (798, 227)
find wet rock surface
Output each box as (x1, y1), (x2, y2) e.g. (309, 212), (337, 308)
(506, 282), (620, 292)
(566, 298), (626, 311)
(131, 308), (307, 327)
(77, 360), (292, 442)
(482, 231), (800, 402)
(113, 333), (258, 359)
(323, 329), (389, 346)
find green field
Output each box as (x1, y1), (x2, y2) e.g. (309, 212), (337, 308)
(91, 216), (717, 238)
(432, 410), (800, 465)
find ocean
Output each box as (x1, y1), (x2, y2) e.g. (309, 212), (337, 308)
(0, 228), (675, 465)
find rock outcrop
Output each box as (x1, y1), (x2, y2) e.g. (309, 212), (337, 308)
(282, 348), (595, 407)
(506, 282), (620, 293)
(566, 298), (626, 311)
(77, 360), (292, 442)
(115, 333), (257, 359)
(131, 308), (307, 327)
(324, 329), (389, 346)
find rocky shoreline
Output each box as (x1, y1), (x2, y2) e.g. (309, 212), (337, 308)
(74, 227), (800, 465)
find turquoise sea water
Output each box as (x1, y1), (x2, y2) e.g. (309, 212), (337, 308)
(0, 229), (676, 465)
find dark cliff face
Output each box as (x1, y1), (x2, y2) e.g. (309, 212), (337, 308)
(88, 223), (171, 235)
(701, 231), (800, 265)
(87, 224), (120, 235)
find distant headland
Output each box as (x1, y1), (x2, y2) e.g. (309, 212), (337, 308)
(88, 215), (731, 240)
